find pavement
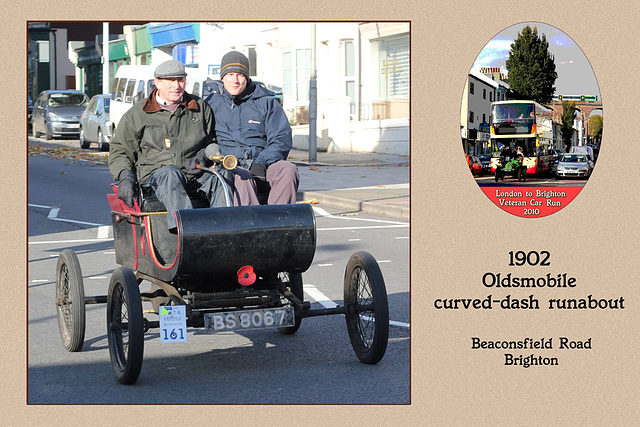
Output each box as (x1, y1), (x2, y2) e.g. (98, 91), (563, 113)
(28, 138), (410, 220)
(288, 149), (410, 219)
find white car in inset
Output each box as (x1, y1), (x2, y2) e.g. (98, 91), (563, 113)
(555, 153), (594, 178)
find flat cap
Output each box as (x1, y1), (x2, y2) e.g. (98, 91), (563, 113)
(154, 60), (187, 79)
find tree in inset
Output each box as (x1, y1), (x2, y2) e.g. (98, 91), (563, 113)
(505, 25), (558, 104)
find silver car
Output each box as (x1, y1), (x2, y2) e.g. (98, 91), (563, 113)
(32, 90), (89, 140)
(79, 94), (112, 151)
(555, 153), (594, 178)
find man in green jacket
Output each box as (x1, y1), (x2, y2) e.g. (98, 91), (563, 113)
(109, 60), (258, 230)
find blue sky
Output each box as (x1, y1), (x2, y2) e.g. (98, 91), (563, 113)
(472, 22), (601, 98)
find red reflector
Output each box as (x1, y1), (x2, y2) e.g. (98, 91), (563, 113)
(237, 265), (256, 286)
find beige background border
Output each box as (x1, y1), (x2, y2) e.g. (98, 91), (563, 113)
(7, 0), (640, 424)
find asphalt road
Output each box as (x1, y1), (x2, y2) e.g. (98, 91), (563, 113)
(27, 149), (410, 404)
(474, 174), (589, 187)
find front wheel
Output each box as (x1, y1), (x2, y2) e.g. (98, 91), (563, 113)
(107, 267), (144, 385)
(344, 251), (389, 364)
(79, 127), (90, 149)
(494, 169), (500, 182)
(55, 249), (86, 352)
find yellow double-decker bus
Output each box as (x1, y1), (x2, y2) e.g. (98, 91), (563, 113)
(489, 100), (556, 175)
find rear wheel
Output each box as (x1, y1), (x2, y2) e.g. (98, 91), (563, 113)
(79, 127), (90, 149)
(494, 169), (500, 182)
(98, 129), (109, 151)
(107, 267), (144, 385)
(55, 249), (86, 352)
(344, 251), (389, 364)
(278, 272), (303, 334)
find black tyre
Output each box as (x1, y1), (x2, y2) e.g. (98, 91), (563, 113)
(55, 249), (86, 352)
(278, 272), (304, 335)
(107, 267), (144, 385)
(98, 129), (109, 151)
(518, 168), (525, 182)
(494, 169), (500, 182)
(343, 251), (389, 364)
(79, 127), (90, 149)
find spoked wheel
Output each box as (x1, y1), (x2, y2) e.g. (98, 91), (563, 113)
(55, 249), (86, 352)
(107, 267), (144, 385)
(344, 251), (389, 364)
(278, 271), (303, 335)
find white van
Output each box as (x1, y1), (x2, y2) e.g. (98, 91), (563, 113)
(110, 65), (216, 133)
(110, 65), (156, 132)
(569, 145), (595, 162)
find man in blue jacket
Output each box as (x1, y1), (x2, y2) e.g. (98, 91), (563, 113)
(109, 60), (257, 231)
(204, 51), (299, 204)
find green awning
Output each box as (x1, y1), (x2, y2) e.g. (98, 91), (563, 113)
(133, 26), (151, 54)
(109, 39), (130, 60)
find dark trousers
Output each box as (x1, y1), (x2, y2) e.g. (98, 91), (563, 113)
(143, 165), (234, 229)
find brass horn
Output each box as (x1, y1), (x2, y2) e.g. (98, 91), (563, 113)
(209, 154), (238, 170)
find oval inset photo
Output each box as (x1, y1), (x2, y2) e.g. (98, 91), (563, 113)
(461, 22), (602, 218)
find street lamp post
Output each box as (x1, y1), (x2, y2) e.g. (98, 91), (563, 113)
(309, 23), (317, 163)
(102, 22), (110, 95)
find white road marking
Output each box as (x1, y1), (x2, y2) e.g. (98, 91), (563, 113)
(303, 284), (409, 329)
(395, 236), (409, 240)
(29, 203), (109, 235)
(29, 238), (114, 245)
(47, 208), (60, 219)
(312, 207), (333, 217)
(98, 226), (110, 239)
(312, 206), (407, 225)
(390, 320), (410, 328)
(303, 284), (338, 309)
(318, 224), (408, 231)
(317, 264), (333, 267)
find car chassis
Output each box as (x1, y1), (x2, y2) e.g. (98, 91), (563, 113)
(55, 162), (390, 385)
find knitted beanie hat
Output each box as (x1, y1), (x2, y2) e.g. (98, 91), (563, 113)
(220, 51), (250, 79)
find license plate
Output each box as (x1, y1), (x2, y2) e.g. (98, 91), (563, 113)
(204, 307), (294, 333)
(66, 123), (79, 128)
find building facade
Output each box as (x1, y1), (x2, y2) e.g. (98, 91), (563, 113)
(460, 69), (509, 155)
(28, 21), (409, 155)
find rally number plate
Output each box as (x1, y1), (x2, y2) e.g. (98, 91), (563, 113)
(204, 307), (294, 333)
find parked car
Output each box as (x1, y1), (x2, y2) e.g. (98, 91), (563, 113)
(466, 154), (484, 176)
(31, 90), (89, 140)
(477, 154), (492, 175)
(28, 95), (33, 130)
(555, 153), (594, 178)
(79, 94), (112, 151)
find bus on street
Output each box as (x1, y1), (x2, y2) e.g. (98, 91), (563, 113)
(489, 100), (557, 175)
